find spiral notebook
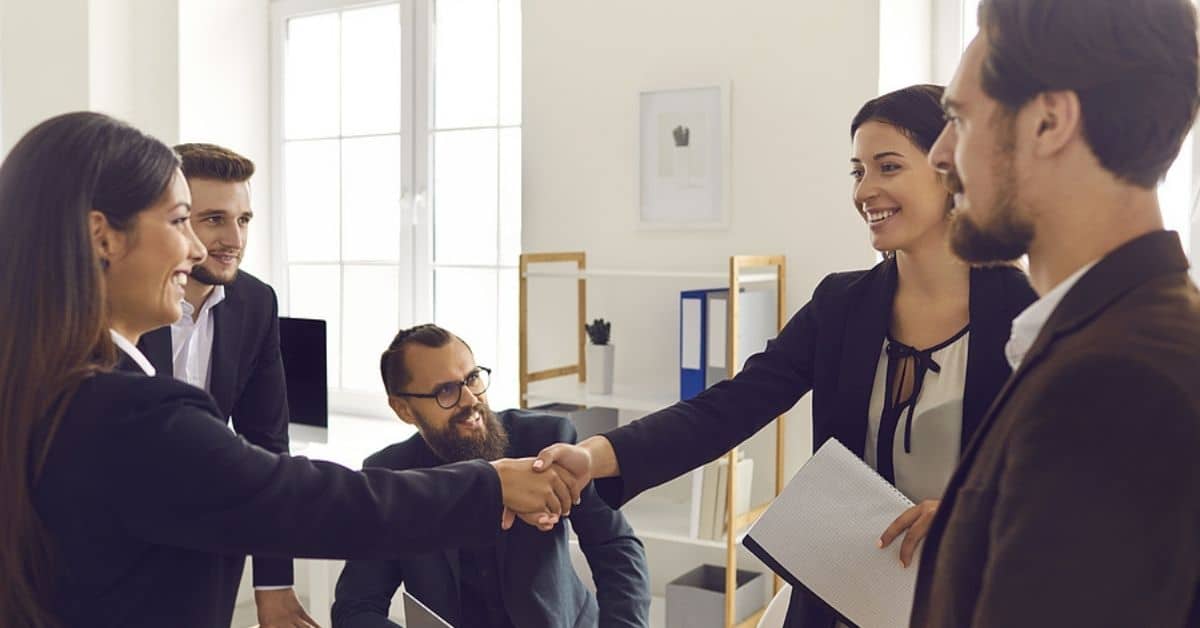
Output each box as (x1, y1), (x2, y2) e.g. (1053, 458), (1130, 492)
(742, 438), (918, 628)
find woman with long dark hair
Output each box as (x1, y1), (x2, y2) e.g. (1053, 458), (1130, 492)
(536, 85), (1039, 627)
(0, 112), (576, 627)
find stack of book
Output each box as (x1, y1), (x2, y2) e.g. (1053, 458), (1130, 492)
(689, 451), (754, 541)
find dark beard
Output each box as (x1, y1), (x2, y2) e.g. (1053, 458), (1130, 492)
(190, 263), (235, 286)
(418, 403), (509, 463)
(947, 115), (1034, 265)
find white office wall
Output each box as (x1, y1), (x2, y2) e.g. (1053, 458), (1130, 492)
(1, 0), (91, 151)
(523, 0), (881, 489)
(178, 0), (273, 277)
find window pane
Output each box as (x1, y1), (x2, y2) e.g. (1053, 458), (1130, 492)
(499, 128), (521, 266)
(342, 135), (403, 262)
(342, 265), (401, 393)
(1160, 131), (1193, 251)
(492, 267), (518, 409)
(285, 139), (340, 263)
(342, 4), (402, 135)
(285, 13), (339, 139)
(434, 267), (498, 375)
(288, 264), (341, 389)
(434, 129), (498, 264)
(434, 0), (498, 128)
(498, 0), (521, 125)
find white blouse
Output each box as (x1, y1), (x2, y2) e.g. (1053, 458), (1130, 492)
(863, 328), (969, 503)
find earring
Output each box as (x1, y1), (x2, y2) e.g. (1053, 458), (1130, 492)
(99, 258), (110, 270)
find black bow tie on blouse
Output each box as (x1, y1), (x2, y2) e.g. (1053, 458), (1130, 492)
(876, 339), (943, 484)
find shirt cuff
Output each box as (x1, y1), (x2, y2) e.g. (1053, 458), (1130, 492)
(253, 585), (293, 591)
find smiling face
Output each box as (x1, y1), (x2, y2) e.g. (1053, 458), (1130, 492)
(389, 338), (508, 462)
(187, 178), (251, 285)
(929, 34), (1035, 264)
(99, 169), (206, 337)
(851, 120), (951, 255)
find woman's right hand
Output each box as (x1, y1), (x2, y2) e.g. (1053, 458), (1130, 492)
(491, 457), (578, 529)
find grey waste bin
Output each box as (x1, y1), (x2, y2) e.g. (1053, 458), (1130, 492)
(665, 564), (768, 628)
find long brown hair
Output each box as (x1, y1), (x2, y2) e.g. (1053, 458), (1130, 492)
(0, 112), (179, 626)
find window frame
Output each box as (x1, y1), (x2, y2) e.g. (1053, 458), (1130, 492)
(270, 0), (433, 417)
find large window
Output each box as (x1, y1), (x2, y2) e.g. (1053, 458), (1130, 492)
(272, 0), (521, 414)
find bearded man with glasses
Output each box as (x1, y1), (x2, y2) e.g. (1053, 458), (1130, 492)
(331, 323), (650, 628)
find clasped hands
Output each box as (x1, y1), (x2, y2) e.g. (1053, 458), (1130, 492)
(490, 443), (595, 531)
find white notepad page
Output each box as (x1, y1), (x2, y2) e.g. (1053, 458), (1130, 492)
(744, 438), (917, 628)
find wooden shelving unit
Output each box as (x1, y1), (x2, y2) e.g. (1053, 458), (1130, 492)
(518, 251), (787, 628)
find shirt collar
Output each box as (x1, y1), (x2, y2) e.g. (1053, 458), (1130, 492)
(1005, 261), (1098, 370)
(179, 285), (227, 320)
(110, 329), (156, 376)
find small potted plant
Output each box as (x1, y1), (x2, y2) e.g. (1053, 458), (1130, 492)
(585, 318), (614, 394)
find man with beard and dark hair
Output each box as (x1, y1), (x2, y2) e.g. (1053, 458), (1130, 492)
(908, 0), (1200, 626)
(331, 324), (650, 628)
(134, 143), (313, 626)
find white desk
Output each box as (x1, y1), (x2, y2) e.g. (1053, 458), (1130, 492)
(284, 414), (417, 627)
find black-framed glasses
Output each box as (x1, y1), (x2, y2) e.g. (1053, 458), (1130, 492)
(392, 367), (491, 409)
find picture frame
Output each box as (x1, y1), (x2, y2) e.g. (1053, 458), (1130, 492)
(637, 82), (731, 230)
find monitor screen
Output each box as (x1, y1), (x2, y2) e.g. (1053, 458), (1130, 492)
(278, 317), (328, 428)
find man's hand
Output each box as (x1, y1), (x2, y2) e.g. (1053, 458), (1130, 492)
(492, 457), (579, 528)
(879, 499), (939, 568)
(533, 442), (594, 498)
(254, 588), (318, 628)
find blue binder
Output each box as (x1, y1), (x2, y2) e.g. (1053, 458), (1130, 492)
(680, 288), (726, 400)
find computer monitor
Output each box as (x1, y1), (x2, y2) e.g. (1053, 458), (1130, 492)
(278, 316), (328, 444)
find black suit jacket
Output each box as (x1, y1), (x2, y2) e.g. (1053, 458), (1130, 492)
(910, 231), (1200, 627)
(34, 371), (504, 628)
(331, 411), (651, 628)
(139, 270), (293, 586)
(592, 260), (1036, 628)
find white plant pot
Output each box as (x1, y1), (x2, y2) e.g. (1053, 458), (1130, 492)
(586, 343), (615, 395)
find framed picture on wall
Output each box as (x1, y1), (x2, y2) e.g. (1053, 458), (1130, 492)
(638, 83), (731, 229)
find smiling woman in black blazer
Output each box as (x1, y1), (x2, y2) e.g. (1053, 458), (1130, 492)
(537, 85), (1038, 628)
(0, 112), (579, 628)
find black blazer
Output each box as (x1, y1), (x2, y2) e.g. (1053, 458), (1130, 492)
(33, 372), (504, 628)
(592, 260), (1036, 628)
(139, 270), (293, 586)
(332, 411), (651, 628)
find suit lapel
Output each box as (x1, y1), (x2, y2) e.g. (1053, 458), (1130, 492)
(209, 284), (241, 420)
(960, 268), (1006, 451)
(138, 326), (174, 376)
(835, 259), (896, 457)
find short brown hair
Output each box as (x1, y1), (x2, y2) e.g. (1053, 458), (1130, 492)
(174, 143), (255, 182)
(977, 0), (1199, 188)
(380, 324), (472, 395)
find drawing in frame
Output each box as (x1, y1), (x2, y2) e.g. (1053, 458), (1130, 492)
(638, 83), (730, 229)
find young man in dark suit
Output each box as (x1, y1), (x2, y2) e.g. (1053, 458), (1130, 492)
(137, 144), (314, 626)
(906, 1), (1200, 625)
(331, 324), (650, 628)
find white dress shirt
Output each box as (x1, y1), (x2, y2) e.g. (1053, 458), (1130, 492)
(1005, 261), (1098, 370)
(171, 286), (226, 390)
(110, 329), (155, 376)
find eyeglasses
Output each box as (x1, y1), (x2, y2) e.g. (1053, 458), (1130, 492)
(392, 367), (491, 409)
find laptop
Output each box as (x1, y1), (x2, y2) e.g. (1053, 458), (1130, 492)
(402, 591), (453, 628)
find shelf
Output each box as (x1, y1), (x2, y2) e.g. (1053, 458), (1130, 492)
(524, 383), (677, 413)
(523, 267), (778, 284)
(621, 495), (750, 550)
